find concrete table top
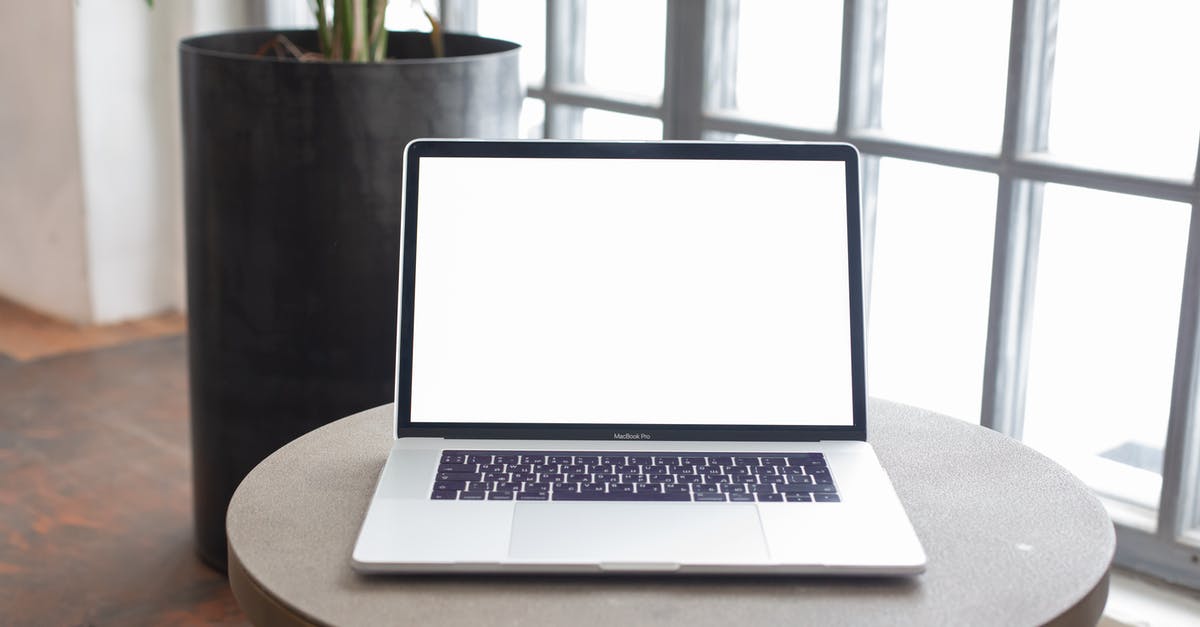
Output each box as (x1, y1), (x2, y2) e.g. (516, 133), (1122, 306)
(227, 399), (1113, 626)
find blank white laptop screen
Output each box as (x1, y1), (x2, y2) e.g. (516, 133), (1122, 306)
(409, 156), (853, 427)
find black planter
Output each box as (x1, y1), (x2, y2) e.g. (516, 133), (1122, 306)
(180, 29), (520, 571)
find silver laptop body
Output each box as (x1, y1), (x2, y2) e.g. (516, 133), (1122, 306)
(353, 140), (926, 575)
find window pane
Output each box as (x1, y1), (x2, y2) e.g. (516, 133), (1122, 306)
(880, 0), (1011, 152)
(518, 98), (545, 139)
(868, 159), (997, 422)
(1045, 0), (1200, 179)
(385, 1), (436, 31)
(727, 0), (842, 130)
(1023, 185), (1189, 512)
(579, 109), (662, 140)
(477, 0), (546, 87)
(583, 0), (666, 99)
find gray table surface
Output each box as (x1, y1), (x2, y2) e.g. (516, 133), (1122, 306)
(226, 399), (1114, 627)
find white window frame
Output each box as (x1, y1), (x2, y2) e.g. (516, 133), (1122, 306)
(457, 0), (1200, 587)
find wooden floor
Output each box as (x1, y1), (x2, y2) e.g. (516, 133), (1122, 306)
(0, 299), (246, 625)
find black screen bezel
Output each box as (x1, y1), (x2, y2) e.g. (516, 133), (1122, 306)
(394, 140), (867, 441)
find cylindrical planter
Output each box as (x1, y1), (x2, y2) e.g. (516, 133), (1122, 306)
(180, 29), (520, 571)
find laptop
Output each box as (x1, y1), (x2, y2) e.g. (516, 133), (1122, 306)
(352, 139), (926, 575)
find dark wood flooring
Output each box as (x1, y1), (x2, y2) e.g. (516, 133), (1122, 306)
(0, 335), (247, 625)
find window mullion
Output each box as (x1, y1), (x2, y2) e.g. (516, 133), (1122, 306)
(980, 0), (1055, 435)
(545, 0), (585, 138)
(839, 0), (887, 318)
(702, 0), (738, 117)
(662, 0), (708, 139)
(1157, 182), (1200, 542)
(439, 0), (478, 33)
(837, 0), (886, 137)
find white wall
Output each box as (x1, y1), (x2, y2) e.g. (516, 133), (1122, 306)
(0, 1), (92, 322)
(0, 0), (268, 324)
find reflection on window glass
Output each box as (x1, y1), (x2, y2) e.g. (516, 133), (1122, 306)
(584, 0), (667, 99)
(881, 0), (1011, 152)
(477, 0), (546, 87)
(1023, 185), (1189, 512)
(1046, 0), (1200, 179)
(868, 159), (997, 422)
(729, 0), (842, 129)
(579, 109), (662, 140)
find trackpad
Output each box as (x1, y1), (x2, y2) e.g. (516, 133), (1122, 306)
(508, 503), (768, 565)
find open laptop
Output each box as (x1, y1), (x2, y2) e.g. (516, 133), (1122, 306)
(352, 139), (926, 575)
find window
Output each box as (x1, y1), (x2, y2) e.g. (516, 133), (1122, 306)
(301, 0), (1199, 588)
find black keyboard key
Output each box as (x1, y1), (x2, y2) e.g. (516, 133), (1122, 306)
(748, 485), (776, 495)
(433, 480), (468, 491)
(440, 454), (465, 464)
(693, 484), (718, 494)
(610, 484), (634, 493)
(813, 475), (834, 485)
(734, 456), (760, 466)
(680, 456), (706, 465)
(517, 492), (549, 500)
(664, 485), (690, 494)
(576, 456), (599, 464)
(812, 485), (837, 493)
(678, 475), (703, 484)
(468, 454), (492, 464)
(719, 484), (747, 493)
(437, 463), (477, 473)
(785, 475), (813, 485)
(815, 494), (840, 502)
(554, 491), (690, 502)
(761, 476), (785, 485)
(655, 455), (681, 466)
(708, 456), (733, 465)
(777, 484), (814, 494)
(459, 491), (486, 500)
(695, 493), (727, 502)
(729, 492), (756, 502)
(785, 492), (813, 502)
(494, 455), (519, 464)
(761, 457), (787, 465)
(431, 490), (457, 500)
(437, 471), (482, 482)
(757, 493), (783, 502)
(601, 456), (625, 465)
(650, 474), (674, 483)
(636, 484), (664, 494)
(488, 492), (514, 500)
(520, 454), (547, 464)
(549, 455), (574, 464)
(629, 455), (653, 464)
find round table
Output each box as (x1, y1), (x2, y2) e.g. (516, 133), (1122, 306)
(226, 400), (1114, 626)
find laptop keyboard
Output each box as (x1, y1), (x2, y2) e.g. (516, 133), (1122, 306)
(430, 450), (838, 503)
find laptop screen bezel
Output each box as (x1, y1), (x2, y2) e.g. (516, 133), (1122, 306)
(393, 140), (868, 442)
